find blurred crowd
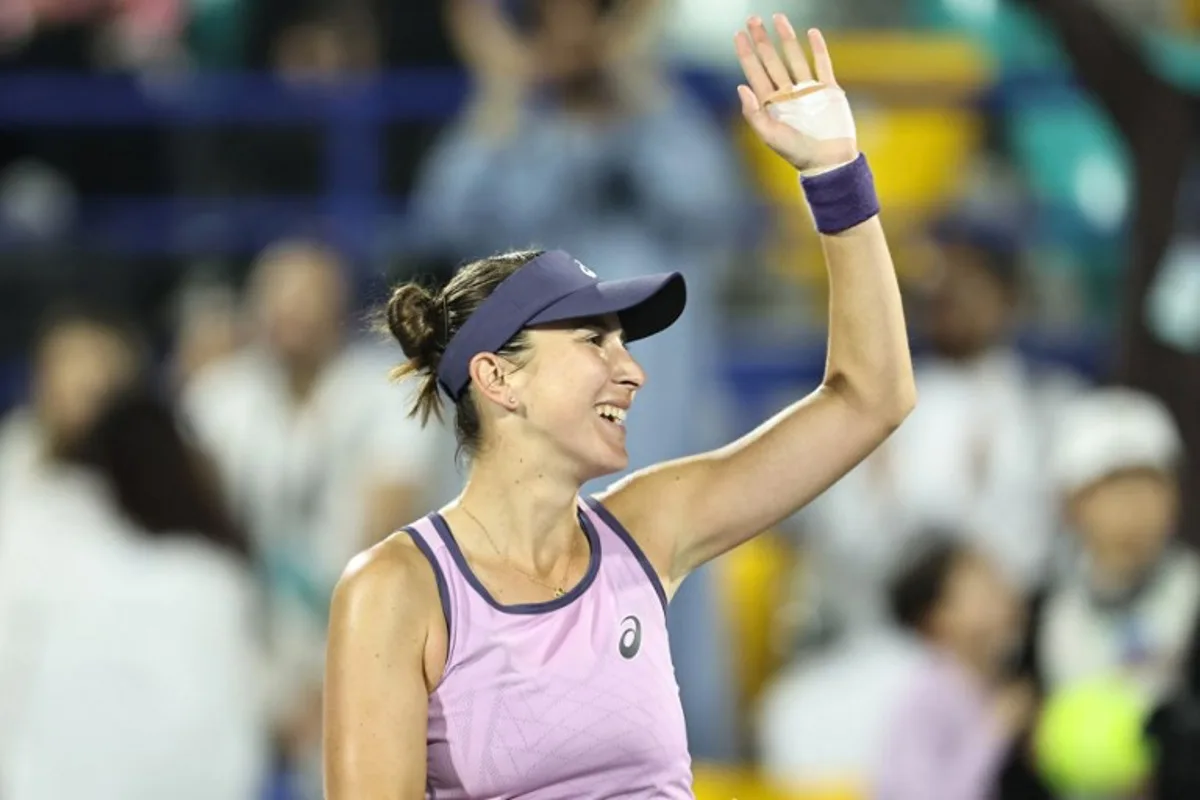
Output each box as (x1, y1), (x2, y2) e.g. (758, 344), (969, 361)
(1, 0), (1200, 799)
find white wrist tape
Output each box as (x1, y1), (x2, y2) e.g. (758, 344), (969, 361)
(765, 81), (857, 142)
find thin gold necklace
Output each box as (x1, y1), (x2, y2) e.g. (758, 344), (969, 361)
(459, 505), (577, 598)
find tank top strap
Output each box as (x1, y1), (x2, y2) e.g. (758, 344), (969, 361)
(579, 496), (668, 617)
(401, 515), (466, 674)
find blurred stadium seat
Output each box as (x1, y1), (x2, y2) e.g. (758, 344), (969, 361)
(693, 764), (863, 800)
(1004, 97), (1130, 238)
(717, 530), (796, 711)
(911, 0), (1067, 72)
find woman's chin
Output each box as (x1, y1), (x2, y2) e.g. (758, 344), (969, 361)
(578, 451), (629, 486)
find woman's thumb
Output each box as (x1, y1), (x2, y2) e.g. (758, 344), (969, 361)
(737, 85), (761, 118)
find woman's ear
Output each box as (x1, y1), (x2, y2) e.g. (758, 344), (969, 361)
(468, 352), (519, 411)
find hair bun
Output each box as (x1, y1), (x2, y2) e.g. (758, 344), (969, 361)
(385, 283), (444, 370)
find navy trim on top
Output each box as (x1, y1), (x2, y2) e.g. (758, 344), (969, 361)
(403, 524), (453, 641)
(583, 496), (669, 614)
(428, 509), (601, 615)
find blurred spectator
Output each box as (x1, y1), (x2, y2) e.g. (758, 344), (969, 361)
(183, 3), (381, 200)
(410, 0), (747, 761)
(170, 278), (243, 391)
(0, 389), (269, 800)
(0, 0), (184, 206)
(757, 619), (925, 791)
(789, 210), (1079, 651)
(873, 538), (1032, 800)
(245, 0), (440, 71)
(181, 239), (442, 794)
(1035, 387), (1200, 703)
(0, 304), (143, 505)
(0, 0), (185, 65)
(199, 0), (453, 202)
(759, 536), (1030, 799)
(1015, 0), (1200, 547)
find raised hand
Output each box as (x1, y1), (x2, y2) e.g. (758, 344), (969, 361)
(446, 0), (533, 89)
(734, 15), (859, 174)
(446, 0), (534, 136)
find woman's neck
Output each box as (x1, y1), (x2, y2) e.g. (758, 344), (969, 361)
(452, 447), (585, 570)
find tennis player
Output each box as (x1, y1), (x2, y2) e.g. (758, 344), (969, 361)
(324, 13), (915, 799)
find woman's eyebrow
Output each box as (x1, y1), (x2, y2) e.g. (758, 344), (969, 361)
(574, 317), (626, 343)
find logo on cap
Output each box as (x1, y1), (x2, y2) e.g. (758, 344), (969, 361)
(575, 260), (597, 279)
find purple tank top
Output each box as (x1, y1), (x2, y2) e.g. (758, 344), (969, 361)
(404, 497), (693, 799)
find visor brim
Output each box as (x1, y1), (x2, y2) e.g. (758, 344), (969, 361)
(526, 272), (687, 342)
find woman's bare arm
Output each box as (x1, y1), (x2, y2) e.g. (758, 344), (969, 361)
(324, 538), (442, 799)
(600, 16), (914, 593)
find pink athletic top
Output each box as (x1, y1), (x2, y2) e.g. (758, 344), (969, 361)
(404, 497), (694, 799)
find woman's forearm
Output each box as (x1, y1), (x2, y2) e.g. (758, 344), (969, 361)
(821, 214), (916, 426)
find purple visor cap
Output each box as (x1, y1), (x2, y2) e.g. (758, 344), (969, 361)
(436, 250), (686, 400)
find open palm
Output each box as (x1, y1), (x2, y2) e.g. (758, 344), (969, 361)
(734, 15), (858, 173)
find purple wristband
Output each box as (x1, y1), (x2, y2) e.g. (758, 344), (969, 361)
(800, 153), (880, 235)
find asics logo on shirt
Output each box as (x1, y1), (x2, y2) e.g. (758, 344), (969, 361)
(619, 615), (642, 659)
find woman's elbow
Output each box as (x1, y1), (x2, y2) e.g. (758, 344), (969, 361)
(887, 376), (918, 429)
(826, 372), (917, 432)
(870, 389), (916, 439)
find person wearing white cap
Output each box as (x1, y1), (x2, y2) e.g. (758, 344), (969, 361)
(1037, 386), (1200, 703)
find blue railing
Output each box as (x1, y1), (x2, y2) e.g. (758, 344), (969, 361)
(0, 69), (745, 259)
(0, 67), (1094, 258)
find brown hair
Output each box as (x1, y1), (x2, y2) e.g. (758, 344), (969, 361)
(383, 250), (542, 458)
(888, 533), (967, 633)
(64, 387), (251, 563)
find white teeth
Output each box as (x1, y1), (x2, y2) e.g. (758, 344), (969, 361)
(595, 404), (627, 425)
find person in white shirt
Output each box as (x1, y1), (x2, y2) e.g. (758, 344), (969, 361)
(0, 390), (269, 800)
(1036, 386), (1200, 704)
(184, 242), (443, 588)
(181, 240), (445, 790)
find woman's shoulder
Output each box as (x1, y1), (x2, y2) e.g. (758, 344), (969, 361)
(330, 531), (444, 628)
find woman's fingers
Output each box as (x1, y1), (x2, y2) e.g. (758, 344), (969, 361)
(737, 84), (784, 148)
(748, 16), (793, 91)
(734, 30), (776, 100)
(773, 14), (812, 85)
(809, 27), (837, 86)
(736, 16), (837, 102)
(737, 84), (760, 115)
